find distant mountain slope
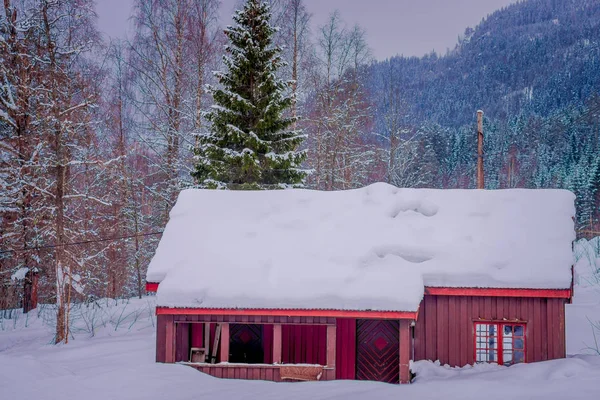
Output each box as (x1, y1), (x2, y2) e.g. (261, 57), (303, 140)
(369, 0), (600, 128)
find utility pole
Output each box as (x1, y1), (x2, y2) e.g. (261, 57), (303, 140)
(477, 110), (485, 189)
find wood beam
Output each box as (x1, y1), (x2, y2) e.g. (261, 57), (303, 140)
(156, 307), (417, 320)
(219, 323), (230, 363)
(272, 324), (282, 364)
(165, 315), (175, 363)
(424, 287), (571, 299)
(399, 320), (411, 384)
(326, 324), (336, 369)
(204, 322), (210, 354)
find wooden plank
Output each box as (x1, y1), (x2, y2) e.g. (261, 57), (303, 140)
(557, 299), (565, 359)
(252, 367), (260, 380)
(509, 297), (518, 320)
(471, 295), (480, 320)
(240, 367), (248, 380)
(448, 296), (457, 366)
(465, 297), (473, 365)
(211, 324), (221, 363)
(413, 303), (425, 361)
(274, 367), (281, 382)
(533, 298), (542, 362)
(525, 298), (533, 362)
(545, 298), (553, 360)
(496, 297), (504, 320)
(436, 296), (448, 364)
(204, 323), (210, 354)
(459, 297), (469, 366)
(161, 307), (417, 320)
(521, 298), (528, 322)
(399, 320), (411, 384)
(175, 323), (190, 362)
(272, 324), (282, 364)
(483, 297), (492, 320)
(156, 315), (167, 363)
(165, 315), (175, 363)
(424, 295), (437, 361)
(265, 367), (273, 381)
(326, 324), (336, 369)
(220, 323), (230, 363)
(294, 325), (302, 363)
(424, 287), (571, 298)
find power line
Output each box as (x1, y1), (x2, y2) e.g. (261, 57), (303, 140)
(0, 231), (164, 255)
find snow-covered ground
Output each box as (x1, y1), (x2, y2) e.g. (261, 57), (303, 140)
(0, 238), (599, 400)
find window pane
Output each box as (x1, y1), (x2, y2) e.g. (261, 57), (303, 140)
(514, 351), (524, 363)
(504, 325), (513, 335)
(514, 338), (524, 350)
(503, 351), (513, 365)
(514, 325), (524, 336)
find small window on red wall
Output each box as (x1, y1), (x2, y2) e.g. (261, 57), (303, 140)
(475, 322), (526, 365)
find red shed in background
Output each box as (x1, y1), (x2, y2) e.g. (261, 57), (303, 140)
(145, 184), (576, 384)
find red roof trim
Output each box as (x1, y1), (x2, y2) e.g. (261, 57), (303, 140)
(156, 307), (417, 320)
(146, 282), (159, 292)
(425, 287), (571, 299)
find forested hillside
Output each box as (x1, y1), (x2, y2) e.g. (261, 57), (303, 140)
(364, 0), (600, 230)
(369, 0), (600, 127)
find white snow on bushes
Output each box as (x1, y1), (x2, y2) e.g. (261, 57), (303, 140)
(1, 297), (600, 400)
(148, 183), (575, 311)
(566, 238), (600, 354)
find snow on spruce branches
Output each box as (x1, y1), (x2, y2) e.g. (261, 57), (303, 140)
(193, 0), (307, 190)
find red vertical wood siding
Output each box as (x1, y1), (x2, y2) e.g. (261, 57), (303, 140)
(164, 315), (175, 363)
(335, 318), (357, 379)
(175, 323), (190, 362)
(281, 325), (327, 365)
(190, 323), (203, 348)
(414, 295), (567, 367)
(156, 315), (167, 363)
(263, 324), (274, 364)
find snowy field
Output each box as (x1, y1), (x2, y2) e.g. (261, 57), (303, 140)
(1, 239), (599, 400)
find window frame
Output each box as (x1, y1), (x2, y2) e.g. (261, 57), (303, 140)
(473, 321), (527, 365)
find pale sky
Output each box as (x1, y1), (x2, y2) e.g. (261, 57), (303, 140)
(96, 0), (517, 60)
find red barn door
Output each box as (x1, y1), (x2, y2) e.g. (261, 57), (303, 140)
(356, 319), (399, 383)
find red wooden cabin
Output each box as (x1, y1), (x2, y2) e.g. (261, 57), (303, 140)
(146, 184), (575, 384)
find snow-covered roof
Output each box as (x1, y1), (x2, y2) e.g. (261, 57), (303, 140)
(148, 183), (575, 312)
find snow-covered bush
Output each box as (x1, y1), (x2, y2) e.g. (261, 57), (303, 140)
(574, 238), (600, 354)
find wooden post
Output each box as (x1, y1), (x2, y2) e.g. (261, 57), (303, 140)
(204, 322), (210, 353)
(477, 110), (485, 189)
(399, 320), (411, 384)
(273, 324), (282, 364)
(326, 324), (336, 369)
(165, 316), (175, 363)
(220, 323), (230, 363)
(156, 315), (167, 363)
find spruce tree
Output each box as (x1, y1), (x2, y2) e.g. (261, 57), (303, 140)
(193, 0), (307, 190)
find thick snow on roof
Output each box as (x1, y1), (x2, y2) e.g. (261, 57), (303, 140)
(148, 183), (575, 312)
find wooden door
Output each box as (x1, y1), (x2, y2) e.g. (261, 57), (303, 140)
(356, 319), (399, 383)
(229, 324), (264, 364)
